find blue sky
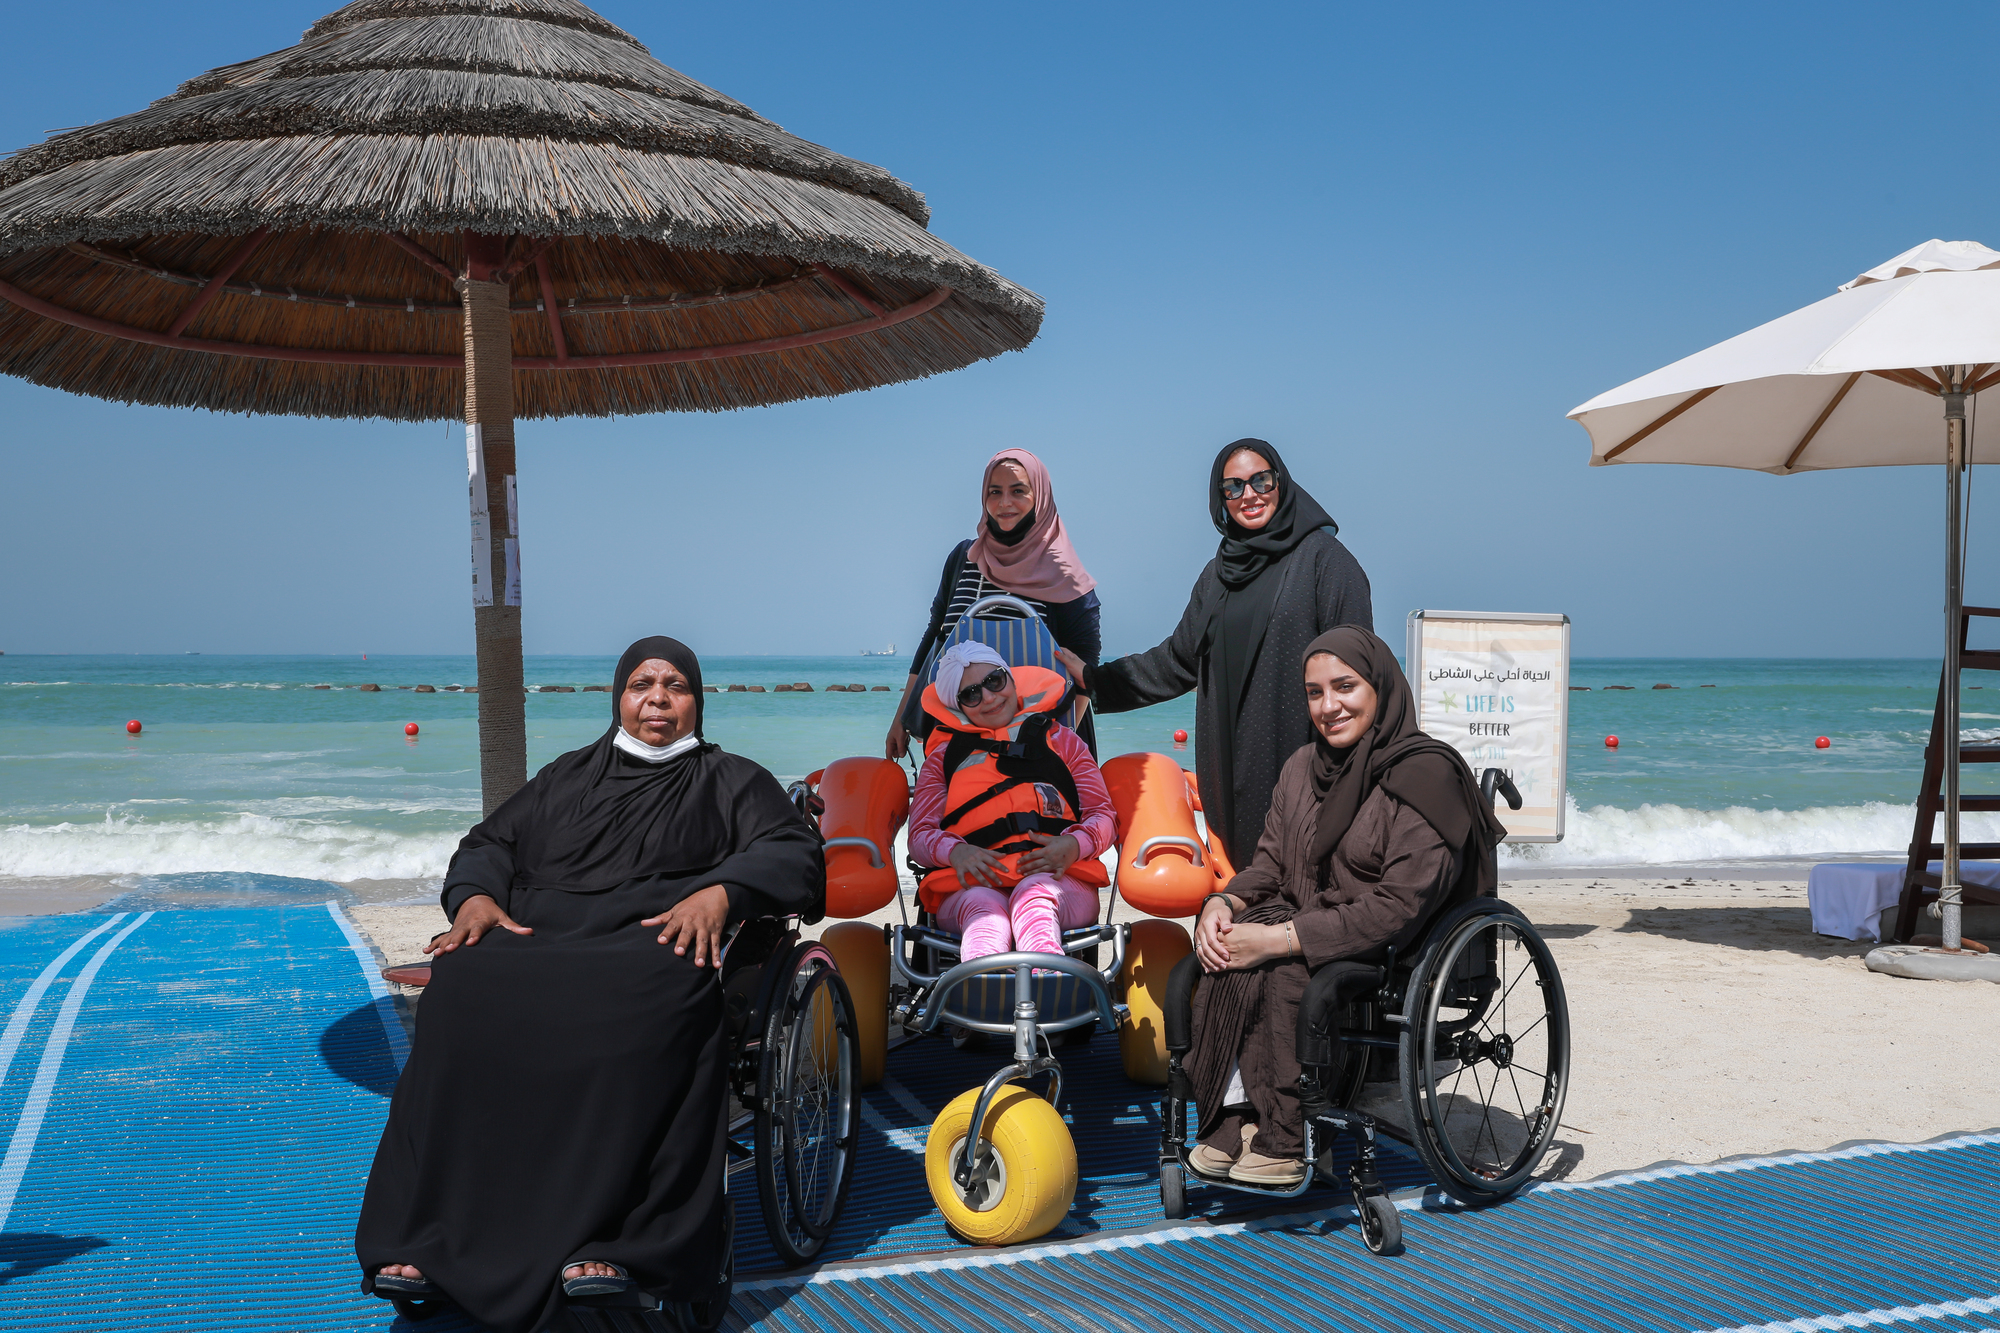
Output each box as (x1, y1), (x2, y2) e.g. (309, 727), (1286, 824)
(3, 1), (1996, 660)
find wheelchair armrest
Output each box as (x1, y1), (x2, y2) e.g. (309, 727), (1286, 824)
(1295, 960), (1386, 1070)
(1163, 951), (1203, 1055)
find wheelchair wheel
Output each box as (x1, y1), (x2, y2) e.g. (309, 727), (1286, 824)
(1118, 918), (1192, 1085)
(820, 921), (888, 1087)
(753, 943), (859, 1266)
(1400, 906), (1570, 1204)
(1159, 1159), (1187, 1220)
(1356, 1193), (1401, 1256)
(925, 1085), (1077, 1244)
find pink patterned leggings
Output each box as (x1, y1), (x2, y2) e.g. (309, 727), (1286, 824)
(935, 873), (1101, 962)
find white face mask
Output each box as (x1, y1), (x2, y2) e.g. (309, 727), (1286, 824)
(612, 728), (702, 764)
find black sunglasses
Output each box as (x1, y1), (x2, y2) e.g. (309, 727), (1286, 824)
(955, 667), (1010, 709)
(1218, 469), (1278, 500)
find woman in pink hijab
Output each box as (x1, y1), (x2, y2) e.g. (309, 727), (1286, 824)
(885, 449), (1101, 759)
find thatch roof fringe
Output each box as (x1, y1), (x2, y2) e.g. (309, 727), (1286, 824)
(0, 0), (1043, 421)
(172, 17), (759, 122)
(0, 134), (1036, 318)
(306, 0), (641, 47)
(0, 69), (927, 224)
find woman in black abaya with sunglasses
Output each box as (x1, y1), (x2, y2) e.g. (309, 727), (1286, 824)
(1056, 440), (1373, 866)
(357, 637), (822, 1333)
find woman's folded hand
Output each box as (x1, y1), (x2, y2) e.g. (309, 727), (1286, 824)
(644, 883), (731, 967)
(1194, 896), (1234, 972)
(426, 894), (533, 954)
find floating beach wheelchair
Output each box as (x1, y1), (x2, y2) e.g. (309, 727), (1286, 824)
(803, 596), (1226, 1247)
(1156, 770), (1572, 1255)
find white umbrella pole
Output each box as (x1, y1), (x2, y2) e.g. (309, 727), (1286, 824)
(1941, 373), (1967, 951)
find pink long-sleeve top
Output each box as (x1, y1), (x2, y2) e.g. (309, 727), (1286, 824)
(909, 721), (1118, 871)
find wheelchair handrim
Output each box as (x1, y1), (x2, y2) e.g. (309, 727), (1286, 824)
(1406, 911), (1570, 1199)
(781, 961), (855, 1238)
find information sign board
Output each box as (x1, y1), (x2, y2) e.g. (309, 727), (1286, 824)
(1406, 610), (1569, 842)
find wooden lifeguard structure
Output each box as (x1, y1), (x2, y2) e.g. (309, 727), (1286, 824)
(1893, 606), (2000, 942)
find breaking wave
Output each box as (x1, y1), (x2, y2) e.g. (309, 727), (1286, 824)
(0, 811), (454, 882)
(1502, 797), (2000, 867)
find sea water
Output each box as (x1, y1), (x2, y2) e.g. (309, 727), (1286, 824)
(2, 654), (1992, 897)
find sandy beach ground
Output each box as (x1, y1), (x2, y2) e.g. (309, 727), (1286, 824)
(345, 873), (2000, 1181)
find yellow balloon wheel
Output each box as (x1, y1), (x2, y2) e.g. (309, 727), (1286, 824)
(925, 1085), (1077, 1245)
(820, 922), (889, 1087)
(1118, 918), (1193, 1085)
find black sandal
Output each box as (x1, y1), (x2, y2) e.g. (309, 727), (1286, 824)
(371, 1270), (447, 1322)
(561, 1262), (638, 1299)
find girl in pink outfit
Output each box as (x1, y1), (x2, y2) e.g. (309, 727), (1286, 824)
(909, 642), (1117, 961)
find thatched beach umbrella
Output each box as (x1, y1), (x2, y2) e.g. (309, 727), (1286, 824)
(0, 0), (1042, 813)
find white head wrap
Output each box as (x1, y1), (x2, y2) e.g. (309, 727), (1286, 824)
(934, 641), (1011, 714)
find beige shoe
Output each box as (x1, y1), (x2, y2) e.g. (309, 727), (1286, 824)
(1187, 1142), (1237, 1179)
(1228, 1150), (1306, 1186)
(1187, 1121), (1255, 1179)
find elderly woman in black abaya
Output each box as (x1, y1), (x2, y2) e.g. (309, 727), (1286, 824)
(1056, 439), (1372, 865)
(357, 637), (822, 1333)
(1184, 627), (1504, 1185)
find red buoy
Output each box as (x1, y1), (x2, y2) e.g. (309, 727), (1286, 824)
(405, 723), (420, 737)
(126, 719), (142, 734)
(1815, 736), (1830, 749)
(1605, 735), (1619, 748)
(1173, 729), (1188, 744)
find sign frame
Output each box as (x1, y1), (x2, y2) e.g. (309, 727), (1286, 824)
(1406, 609), (1570, 844)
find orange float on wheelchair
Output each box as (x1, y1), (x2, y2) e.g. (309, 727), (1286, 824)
(812, 757), (910, 918)
(1103, 752), (1218, 917)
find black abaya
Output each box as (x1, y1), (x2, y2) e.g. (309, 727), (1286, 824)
(1090, 439), (1372, 860)
(356, 638), (823, 1333)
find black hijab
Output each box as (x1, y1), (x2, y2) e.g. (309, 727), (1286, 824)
(1209, 439), (1339, 592)
(611, 635), (704, 733)
(1300, 626), (1506, 885)
(504, 636), (734, 893)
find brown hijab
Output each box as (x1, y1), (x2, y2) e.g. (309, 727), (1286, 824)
(1301, 626), (1506, 876)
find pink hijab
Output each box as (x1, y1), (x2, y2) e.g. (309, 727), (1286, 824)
(966, 448), (1096, 602)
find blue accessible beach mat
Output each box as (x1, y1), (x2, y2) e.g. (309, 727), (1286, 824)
(5, 904), (1999, 1333)
(0, 904), (405, 1332)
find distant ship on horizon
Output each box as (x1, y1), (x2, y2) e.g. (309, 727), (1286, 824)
(860, 642), (896, 657)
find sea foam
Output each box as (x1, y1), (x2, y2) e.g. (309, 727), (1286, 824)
(2, 798), (1992, 883)
(1500, 796), (2000, 867)
(0, 812), (452, 882)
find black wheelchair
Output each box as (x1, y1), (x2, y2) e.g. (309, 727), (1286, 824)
(1155, 771), (1571, 1255)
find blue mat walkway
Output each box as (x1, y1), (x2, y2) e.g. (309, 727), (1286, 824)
(0, 906), (405, 1332)
(736, 1134), (2000, 1333)
(4, 905), (1999, 1332)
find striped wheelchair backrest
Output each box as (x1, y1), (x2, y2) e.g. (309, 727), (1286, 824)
(927, 611), (1087, 733)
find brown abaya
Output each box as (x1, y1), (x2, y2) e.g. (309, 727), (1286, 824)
(355, 638), (823, 1333)
(1186, 626), (1503, 1158)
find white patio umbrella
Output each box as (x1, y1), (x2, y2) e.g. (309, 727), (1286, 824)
(1568, 239), (2000, 952)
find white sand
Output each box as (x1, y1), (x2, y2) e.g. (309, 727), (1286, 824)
(346, 876), (2000, 1180)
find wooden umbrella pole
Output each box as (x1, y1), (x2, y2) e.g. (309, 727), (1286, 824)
(463, 233), (526, 815)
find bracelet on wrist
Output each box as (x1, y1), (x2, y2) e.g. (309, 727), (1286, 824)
(1200, 892), (1232, 915)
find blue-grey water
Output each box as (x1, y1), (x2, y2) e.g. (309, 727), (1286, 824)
(1, 654), (1988, 894)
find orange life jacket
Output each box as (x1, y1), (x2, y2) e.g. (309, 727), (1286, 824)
(916, 664), (1111, 911)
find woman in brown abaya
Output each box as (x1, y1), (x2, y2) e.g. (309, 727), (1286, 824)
(1184, 626), (1503, 1186)
(356, 637), (823, 1333)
